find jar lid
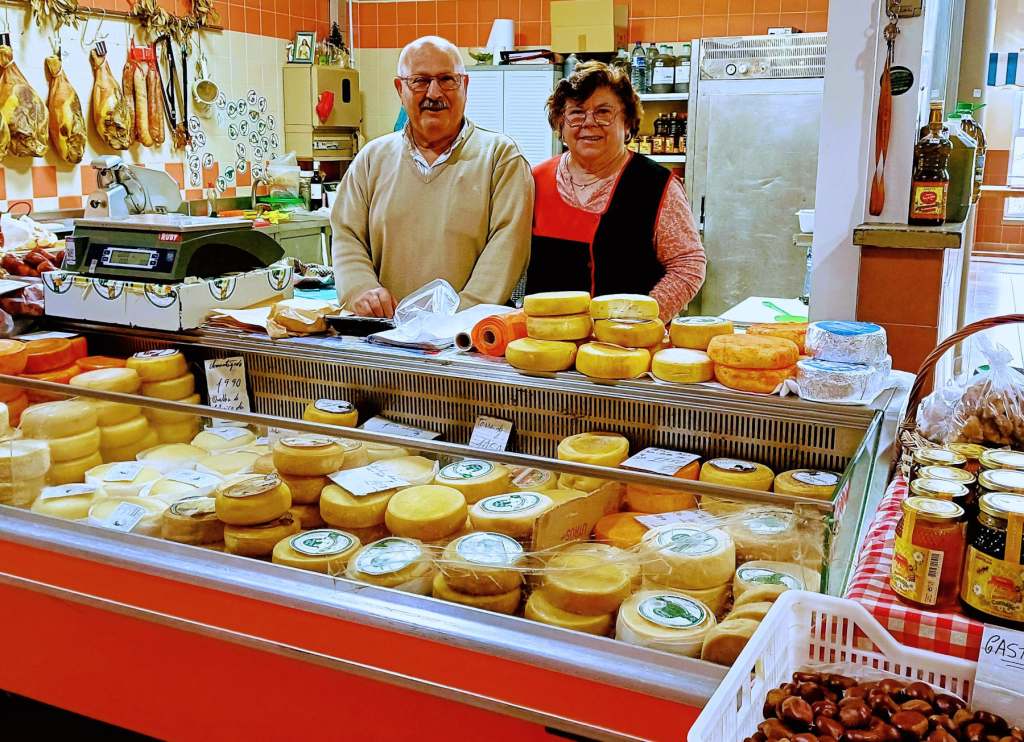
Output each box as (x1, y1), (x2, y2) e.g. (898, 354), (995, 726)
(918, 466), (975, 485)
(979, 492), (1024, 520)
(980, 449), (1024, 472)
(980, 468), (1024, 494)
(909, 478), (970, 499)
(913, 448), (967, 467)
(902, 496), (964, 522)
(948, 443), (988, 461)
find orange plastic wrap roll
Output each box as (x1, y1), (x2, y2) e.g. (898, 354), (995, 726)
(471, 310), (528, 357)
(78, 355), (125, 371)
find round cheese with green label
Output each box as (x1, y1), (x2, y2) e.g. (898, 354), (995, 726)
(345, 537), (434, 593)
(441, 531), (524, 596)
(433, 459), (511, 504)
(733, 560), (816, 599)
(272, 528), (360, 573)
(469, 491), (554, 539)
(724, 508), (801, 563)
(616, 589), (717, 657)
(641, 525), (736, 590)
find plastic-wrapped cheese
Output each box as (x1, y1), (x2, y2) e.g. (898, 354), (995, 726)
(715, 365), (796, 394)
(593, 318), (665, 348)
(0, 477), (44, 508)
(641, 525), (736, 590)
(727, 601), (774, 622)
(197, 450), (260, 478)
(385, 485), (467, 541)
(724, 510), (801, 563)
(508, 466), (556, 492)
(575, 343), (650, 380)
(431, 572), (521, 614)
(145, 469), (223, 504)
(88, 496), (167, 536)
(47, 451), (104, 485)
(525, 589), (614, 636)
(700, 617), (760, 665)
(652, 348), (714, 383)
(675, 582), (731, 618)
(126, 349), (188, 382)
(560, 542), (642, 588)
(192, 426), (257, 453)
(469, 492), (554, 539)
(223, 513), (301, 557)
(699, 458), (775, 491)
(434, 459), (510, 504)
(543, 551), (632, 614)
(734, 584), (792, 608)
(441, 532), (524, 596)
(669, 317), (734, 350)
(20, 399), (98, 439)
(526, 313), (593, 341)
(272, 435), (346, 476)
(616, 590), (716, 658)
(505, 338), (578, 372)
(272, 528), (361, 573)
(136, 443), (207, 473)
(805, 321), (888, 365)
(302, 399), (358, 427)
(214, 472), (292, 526)
(733, 560), (813, 599)
(161, 495), (224, 544)
(558, 432), (629, 467)
(796, 358), (884, 403)
(31, 483), (101, 519)
(774, 469), (841, 500)
(557, 473), (607, 493)
(594, 511), (648, 549)
(345, 537), (434, 593)
(590, 294), (659, 321)
(707, 334), (799, 370)
(523, 291), (591, 317)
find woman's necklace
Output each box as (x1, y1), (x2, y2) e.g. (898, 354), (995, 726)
(566, 150), (628, 203)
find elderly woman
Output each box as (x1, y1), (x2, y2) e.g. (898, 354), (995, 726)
(526, 61), (705, 322)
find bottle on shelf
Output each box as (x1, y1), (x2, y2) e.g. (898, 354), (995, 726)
(563, 52), (579, 79)
(652, 114), (665, 154)
(943, 112), (977, 223)
(310, 160), (324, 210)
(674, 43), (691, 95)
(955, 101), (987, 203)
(613, 47), (630, 73)
(644, 42), (659, 93)
(630, 41), (647, 93)
(662, 114), (676, 155)
(650, 44), (675, 94)
(908, 101), (952, 226)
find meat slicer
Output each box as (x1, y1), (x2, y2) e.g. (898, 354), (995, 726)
(84, 155), (183, 217)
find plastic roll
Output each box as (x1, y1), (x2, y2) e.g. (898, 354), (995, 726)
(454, 331), (474, 351)
(805, 321), (888, 365)
(472, 310), (528, 357)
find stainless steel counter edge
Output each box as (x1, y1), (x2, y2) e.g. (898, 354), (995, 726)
(0, 506), (727, 709)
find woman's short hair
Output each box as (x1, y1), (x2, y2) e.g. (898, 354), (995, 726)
(546, 61), (643, 142)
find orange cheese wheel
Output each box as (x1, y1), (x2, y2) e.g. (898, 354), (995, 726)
(24, 339), (77, 374)
(714, 364), (796, 394)
(68, 336), (88, 360)
(746, 323), (808, 354)
(7, 393), (28, 425)
(78, 355), (127, 372)
(706, 334), (799, 370)
(0, 340), (28, 375)
(22, 363), (83, 402)
(0, 380), (24, 402)
(593, 511), (648, 549)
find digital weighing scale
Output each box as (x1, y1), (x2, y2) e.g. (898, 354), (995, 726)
(67, 214), (285, 282)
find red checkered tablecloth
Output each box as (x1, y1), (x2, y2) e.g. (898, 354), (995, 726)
(844, 475), (984, 660)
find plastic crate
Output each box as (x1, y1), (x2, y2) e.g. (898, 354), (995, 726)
(688, 591), (977, 742)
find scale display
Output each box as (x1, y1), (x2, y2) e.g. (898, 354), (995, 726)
(100, 246), (162, 270)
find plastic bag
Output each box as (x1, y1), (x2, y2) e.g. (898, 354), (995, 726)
(0, 214), (32, 252)
(947, 335), (1024, 448)
(393, 279), (459, 340)
(916, 375), (967, 444)
(266, 152), (300, 197)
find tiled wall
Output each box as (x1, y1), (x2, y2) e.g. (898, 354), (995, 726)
(351, 0), (829, 49)
(974, 149), (1024, 256)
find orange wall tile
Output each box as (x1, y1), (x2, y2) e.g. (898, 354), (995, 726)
(973, 148), (1024, 254)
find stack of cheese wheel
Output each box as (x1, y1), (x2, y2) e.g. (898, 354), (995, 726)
(746, 322), (808, 355)
(272, 435), (345, 519)
(433, 459), (511, 505)
(556, 431), (629, 492)
(302, 399), (358, 428)
(136, 443), (207, 474)
(21, 338), (84, 402)
(641, 524), (736, 617)
(698, 457), (776, 516)
(345, 536), (435, 595)
(215, 472), (296, 557)
(433, 532), (524, 615)
(527, 548), (632, 635)
(21, 399), (102, 486)
(161, 494), (224, 545)
(653, 317), (731, 385)
(84, 461), (162, 499)
(616, 589), (717, 658)
(576, 294), (659, 380)
(0, 436), (50, 507)
(707, 334), (800, 395)
(128, 350), (201, 444)
(0, 340), (28, 425)
(469, 491), (555, 541)
(624, 454), (701, 514)
(68, 367), (158, 464)
(506, 291), (590, 373)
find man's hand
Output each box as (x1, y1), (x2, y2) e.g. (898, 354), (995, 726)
(352, 287), (397, 318)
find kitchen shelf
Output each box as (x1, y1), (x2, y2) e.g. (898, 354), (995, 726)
(639, 92), (689, 101)
(852, 218), (969, 250)
(649, 154), (686, 163)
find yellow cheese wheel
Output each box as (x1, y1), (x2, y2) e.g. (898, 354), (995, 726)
(508, 466), (556, 492)
(153, 419), (201, 444)
(706, 334), (799, 370)
(161, 495), (225, 544)
(47, 450), (104, 485)
(47, 427), (101, 463)
(144, 394), (201, 425)
(99, 414), (151, 451)
(289, 503), (327, 529)
(145, 469), (224, 504)
(87, 496), (167, 536)
(348, 523), (391, 544)
(674, 582), (732, 618)
(0, 439), (51, 481)
(651, 348), (714, 383)
(441, 532), (524, 595)
(727, 601), (774, 623)
(431, 572), (521, 614)
(725, 508), (801, 563)
(773, 469), (841, 501)
(558, 432), (629, 467)
(559, 542), (642, 588)
(31, 483), (101, 519)
(700, 617), (760, 665)
(523, 291), (591, 317)
(505, 338), (578, 372)
(191, 427), (257, 453)
(278, 473), (329, 505)
(272, 435), (346, 476)
(20, 399), (98, 439)
(590, 293), (659, 321)
(546, 487), (588, 504)
(734, 584), (792, 607)
(0, 476), (44, 507)
(699, 458), (775, 491)
(616, 590), (716, 657)
(85, 461), (162, 499)
(525, 589), (614, 636)
(254, 453), (276, 474)
(593, 319), (665, 348)
(302, 399), (358, 428)
(214, 472), (292, 526)
(714, 364), (796, 394)
(346, 537), (433, 591)
(70, 367), (141, 394)
(336, 438), (370, 469)
(385, 484), (467, 541)
(434, 459), (511, 504)
(543, 551), (632, 615)
(593, 512), (648, 549)
(624, 482), (698, 513)
(469, 492), (554, 539)
(641, 525), (736, 590)
(271, 528), (361, 573)
(526, 313), (593, 341)
(669, 317), (734, 350)
(575, 342), (650, 380)
(137, 443), (207, 472)
(101, 430), (159, 463)
(90, 400), (144, 428)
(320, 483), (395, 529)
(197, 450), (260, 478)
(223, 513), (300, 557)
(126, 349), (188, 382)
(733, 560), (812, 599)
(747, 322), (808, 354)
(557, 473), (607, 492)
(365, 441), (412, 462)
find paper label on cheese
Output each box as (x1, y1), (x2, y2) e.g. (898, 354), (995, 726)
(744, 514), (790, 536)
(134, 349), (178, 359)
(222, 473), (281, 498)
(638, 595), (707, 629)
(511, 467), (552, 488)
(166, 470), (221, 489)
(290, 529), (356, 556)
(355, 538), (422, 575)
(623, 448), (700, 476)
(636, 509), (717, 530)
(710, 458), (757, 474)
(736, 566), (802, 590)
(480, 493), (543, 514)
(40, 483), (97, 501)
(654, 527), (720, 555)
(314, 399), (355, 414)
(439, 460), (494, 481)
(456, 532), (523, 566)
(169, 496), (217, 517)
(207, 427), (250, 442)
(104, 461), (145, 482)
(793, 471), (840, 487)
(100, 502), (147, 532)
(281, 435), (334, 448)
(328, 464), (409, 497)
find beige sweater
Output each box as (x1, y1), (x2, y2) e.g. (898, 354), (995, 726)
(331, 121), (534, 310)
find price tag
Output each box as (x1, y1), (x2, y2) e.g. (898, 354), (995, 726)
(166, 469), (221, 489)
(204, 357), (251, 415)
(361, 416), (441, 440)
(622, 448), (701, 476)
(205, 426), (250, 442)
(468, 415), (512, 452)
(973, 626), (1024, 727)
(635, 509), (718, 530)
(39, 483), (97, 501)
(98, 502), (147, 533)
(328, 464), (410, 497)
(103, 461), (145, 482)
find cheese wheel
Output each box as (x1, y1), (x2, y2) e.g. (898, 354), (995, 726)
(652, 348), (714, 383)
(336, 438), (370, 469)
(506, 338), (578, 372)
(469, 492), (554, 539)
(616, 590), (716, 657)
(707, 334), (799, 370)
(68, 336), (88, 360)
(733, 585), (791, 608)
(0, 439), (51, 481)
(674, 582), (732, 618)
(90, 401), (143, 428)
(153, 418), (202, 444)
(302, 399), (358, 427)
(145, 468), (224, 504)
(321, 475), (402, 529)
(699, 458), (775, 491)
(523, 291), (591, 317)
(508, 466), (556, 492)
(0, 380), (25, 403)
(624, 482), (698, 513)
(0, 339), (27, 374)
(346, 537), (434, 591)
(275, 473), (327, 505)
(546, 487), (587, 504)
(543, 551), (632, 614)
(431, 572), (521, 615)
(254, 453), (276, 474)
(0, 476), (44, 507)
(593, 319), (665, 348)
(774, 469), (841, 501)
(727, 601), (774, 623)
(141, 372), (195, 400)
(557, 473), (606, 492)
(223, 513), (300, 557)
(85, 462), (161, 499)
(441, 532), (524, 595)
(144, 394), (202, 425)
(348, 523), (391, 544)
(385, 484), (467, 541)
(77, 355), (126, 372)
(272, 435), (346, 476)
(725, 509), (801, 563)
(24, 338), (76, 373)
(525, 589), (614, 636)
(714, 364), (796, 394)
(20, 399), (98, 439)
(290, 503), (327, 529)
(31, 483), (101, 519)
(197, 450), (260, 478)
(575, 342), (650, 380)
(526, 313), (593, 341)
(434, 459), (511, 504)
(558, 432), (629, 467)
(126, 349), (188, 382)
(70, 366), (141, 395)
(101, 429), (159, 464)
(559, 542), (642, 588)
(590, 294), (659, 321)
(669, 317), (734, 350)
(700, 617), (759, 665)
(47, 450), (104, 485)
(747, 322), (808, 354)
(272, 528), (361, 573)
(215, 473), (292, 526)
(161, 495), (225, 544)
(99, 414), (151, 451)
(733, 561), (813, 599)
(88, 496), (167, 536)
(192, 427), (257, 453)
(5, 393), (27, 425)
(365, 441), (412, 462)
(47, 427), (101, 463)
(593, 511), (648, 548)
(641, 525), (736, 590)
(23, 363), (82, 402)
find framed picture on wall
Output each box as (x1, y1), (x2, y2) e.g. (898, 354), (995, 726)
(291, 32), (315, 64)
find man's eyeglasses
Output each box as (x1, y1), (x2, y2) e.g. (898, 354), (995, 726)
(564, 106), (620, 128)
(399, 74), (465, 92)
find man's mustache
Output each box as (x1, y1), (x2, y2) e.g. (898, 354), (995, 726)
(421, 98), (448, 111)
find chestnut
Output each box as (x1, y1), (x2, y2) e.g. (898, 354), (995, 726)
(891, 711), (930, 739)
(843, 729), (887, 742)
(934, 695), (967, 717)
(799, 683), (827, 704)
(954, 710), (974, 729)
(900, 701), (935, 715)
(926, 730), (957, 742)
(814, 716), (844, 739)
(904, 683), (936, 706)
(759, 718), (796, 741)
(879, 679), (908, 697)
(928, 715), (957, 735)
(839, 701), (872, 730)
(826, 674), (857, 690)
(813, 701), (839, 719)
(795, 672), (825, 684)
(781, 697), (815, 730)
(974, 711), (1009, 735)
(964, 722), (988, 742)
(793, 735), (819, 742)
(765, 688), (790, 719)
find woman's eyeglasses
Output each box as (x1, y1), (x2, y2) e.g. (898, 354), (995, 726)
(564, 106), (620, 128)
(399, 74), (465, 92)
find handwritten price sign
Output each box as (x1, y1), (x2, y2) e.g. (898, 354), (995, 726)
(973, 625), (1024, 727)
(204, 357), (251, 415)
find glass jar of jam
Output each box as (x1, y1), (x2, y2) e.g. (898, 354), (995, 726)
(891, 496), (966, 609)
(961, 493), (1024, 627)
(918, 465), (976, 498)
(911, 448), (967, 481)
(980, 450), (1024, 474)
(979, 469), (1024, 499)
(909, 477), (971, 517)
(948, 443), (988, 475)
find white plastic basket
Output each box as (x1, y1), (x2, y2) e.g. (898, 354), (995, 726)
(688, 591), (977, 742)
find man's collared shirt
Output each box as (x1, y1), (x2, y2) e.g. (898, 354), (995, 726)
(404, 121), (468, 176)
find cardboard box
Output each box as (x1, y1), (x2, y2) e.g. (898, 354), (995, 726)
(42, 262), (294, 331)
(550, 0), (628, 53)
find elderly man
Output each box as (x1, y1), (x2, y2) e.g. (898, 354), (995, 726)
(331, 36), (534, 317)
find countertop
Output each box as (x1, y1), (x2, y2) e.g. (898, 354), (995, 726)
(853, 218), (971, 250)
